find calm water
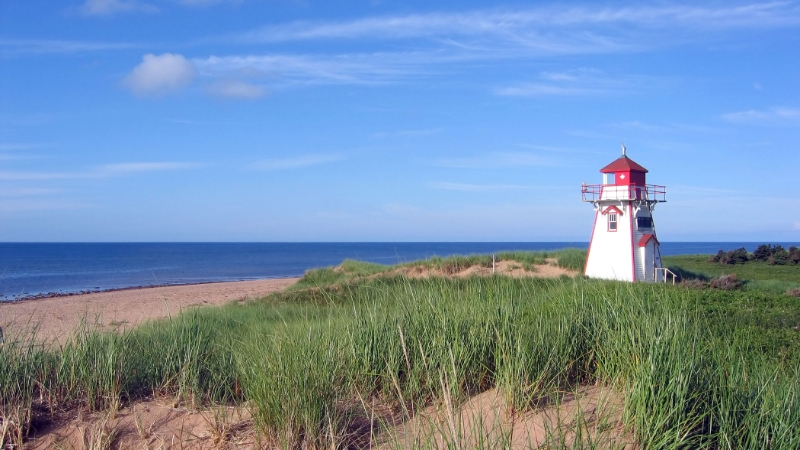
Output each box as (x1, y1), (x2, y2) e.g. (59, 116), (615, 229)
(0, 242), (795, 301)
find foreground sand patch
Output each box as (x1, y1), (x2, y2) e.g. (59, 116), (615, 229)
(25, 401), (256, 450)
(383, 385), (632, 449)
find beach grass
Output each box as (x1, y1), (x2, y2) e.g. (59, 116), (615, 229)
(289, 248), (587, 292)
(3, 250), (800, 448)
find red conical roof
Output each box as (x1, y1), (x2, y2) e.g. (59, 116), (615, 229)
(599, 155), (648, 173)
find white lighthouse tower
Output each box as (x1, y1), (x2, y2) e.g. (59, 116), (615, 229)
(581, 145), (668, 282)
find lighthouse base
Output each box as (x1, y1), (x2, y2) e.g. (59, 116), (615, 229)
(584, 203), (662, 283)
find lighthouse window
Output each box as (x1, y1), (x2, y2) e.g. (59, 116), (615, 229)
(608, 213), (618, 231)
(637, 217), (653, 229)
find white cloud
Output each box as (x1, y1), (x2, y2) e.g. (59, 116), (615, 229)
(81, 0), (157, 16)
(123, 53), (196, 96)
(794, 221), (800, 231)
(206, 81), (266, 99)
(721, 107), (800, 125)
(254, 154), (343, 170)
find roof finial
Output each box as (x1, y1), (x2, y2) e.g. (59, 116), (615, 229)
(621, 142), (627, 157)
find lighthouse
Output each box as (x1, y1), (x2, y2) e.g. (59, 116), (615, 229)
(581, 145), (668, 282)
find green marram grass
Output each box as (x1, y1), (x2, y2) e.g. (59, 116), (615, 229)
(3, 250), (800, 449)
(291, 248), (587, 291)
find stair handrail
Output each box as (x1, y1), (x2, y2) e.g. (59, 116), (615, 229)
(654, 267), (677, 284)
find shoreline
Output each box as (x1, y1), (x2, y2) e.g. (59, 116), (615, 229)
(1, 275), (301, 304)
(0, 277), (300, 343)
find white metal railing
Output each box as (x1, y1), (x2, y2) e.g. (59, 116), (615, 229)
(655, 267), (677, 284)
(581, 184), (666, 202)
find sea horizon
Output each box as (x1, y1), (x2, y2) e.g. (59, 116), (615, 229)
(2, 241), (798, 302)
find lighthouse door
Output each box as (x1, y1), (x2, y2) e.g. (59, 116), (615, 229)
(638, 243), (656, 282)
(636, 247), (646, 281)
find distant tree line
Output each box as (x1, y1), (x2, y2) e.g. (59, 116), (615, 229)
(709, 244), (800, 266)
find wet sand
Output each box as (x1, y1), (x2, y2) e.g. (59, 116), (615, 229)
(0, 278), (299, 343)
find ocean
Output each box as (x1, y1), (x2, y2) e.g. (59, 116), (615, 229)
(0, 242), (796, 301)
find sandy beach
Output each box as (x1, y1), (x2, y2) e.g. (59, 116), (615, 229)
(0, 278), (298, 343)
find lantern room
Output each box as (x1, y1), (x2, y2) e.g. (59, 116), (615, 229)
(599, 150), (648, 187)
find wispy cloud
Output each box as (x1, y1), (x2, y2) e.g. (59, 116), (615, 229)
(237, 4), (800, 43)
(178, 0), (241, 5)
(0, 143), (48, 151)
(428, 151), (556, 169)
(0, 154), (46, 162)
(497, 69), (653, 97)
(0, 39), (138, 55)
(80, 0), (158, 16)
(206, 80), (267, 99)
(100, 162), (201, 173)
(669, 185), (748, 196)
(429, 182), (558, 192)
(611, 120), (721, 133)
(496, 83), (603, 97)
(372, 128), (443, 138)
(0, 161), (200, 180)
(194, 52), (435, 86)
(253, 154), (344, 170)
(103, 4), (800, 95)
(0, 199), (90, 212)
(0, 188), (62, 197)
(79, 0), (240, 16)
(516, 144), (606, 155)
(721, 107), (800, 125)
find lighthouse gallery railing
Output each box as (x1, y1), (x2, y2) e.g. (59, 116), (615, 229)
(580, 184), (666, 202)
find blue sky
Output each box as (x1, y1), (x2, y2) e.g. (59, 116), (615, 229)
(1, 1), (799, 242)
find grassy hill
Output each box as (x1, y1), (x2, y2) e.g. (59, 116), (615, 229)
(3, 249), (800, 448)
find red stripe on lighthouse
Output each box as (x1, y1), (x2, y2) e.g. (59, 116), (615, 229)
(584, 210), (599, 275)
(629, 203), (636, 282)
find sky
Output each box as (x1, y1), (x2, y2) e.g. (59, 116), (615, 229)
(1, 0), (799, 242)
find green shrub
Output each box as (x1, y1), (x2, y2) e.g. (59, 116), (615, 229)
(769, 247), (790, 266)
(790, 246), (800, 265)
(721, 247), (749, 265)
(709, 250), (724, 263)
(753, 244), (775, 261)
